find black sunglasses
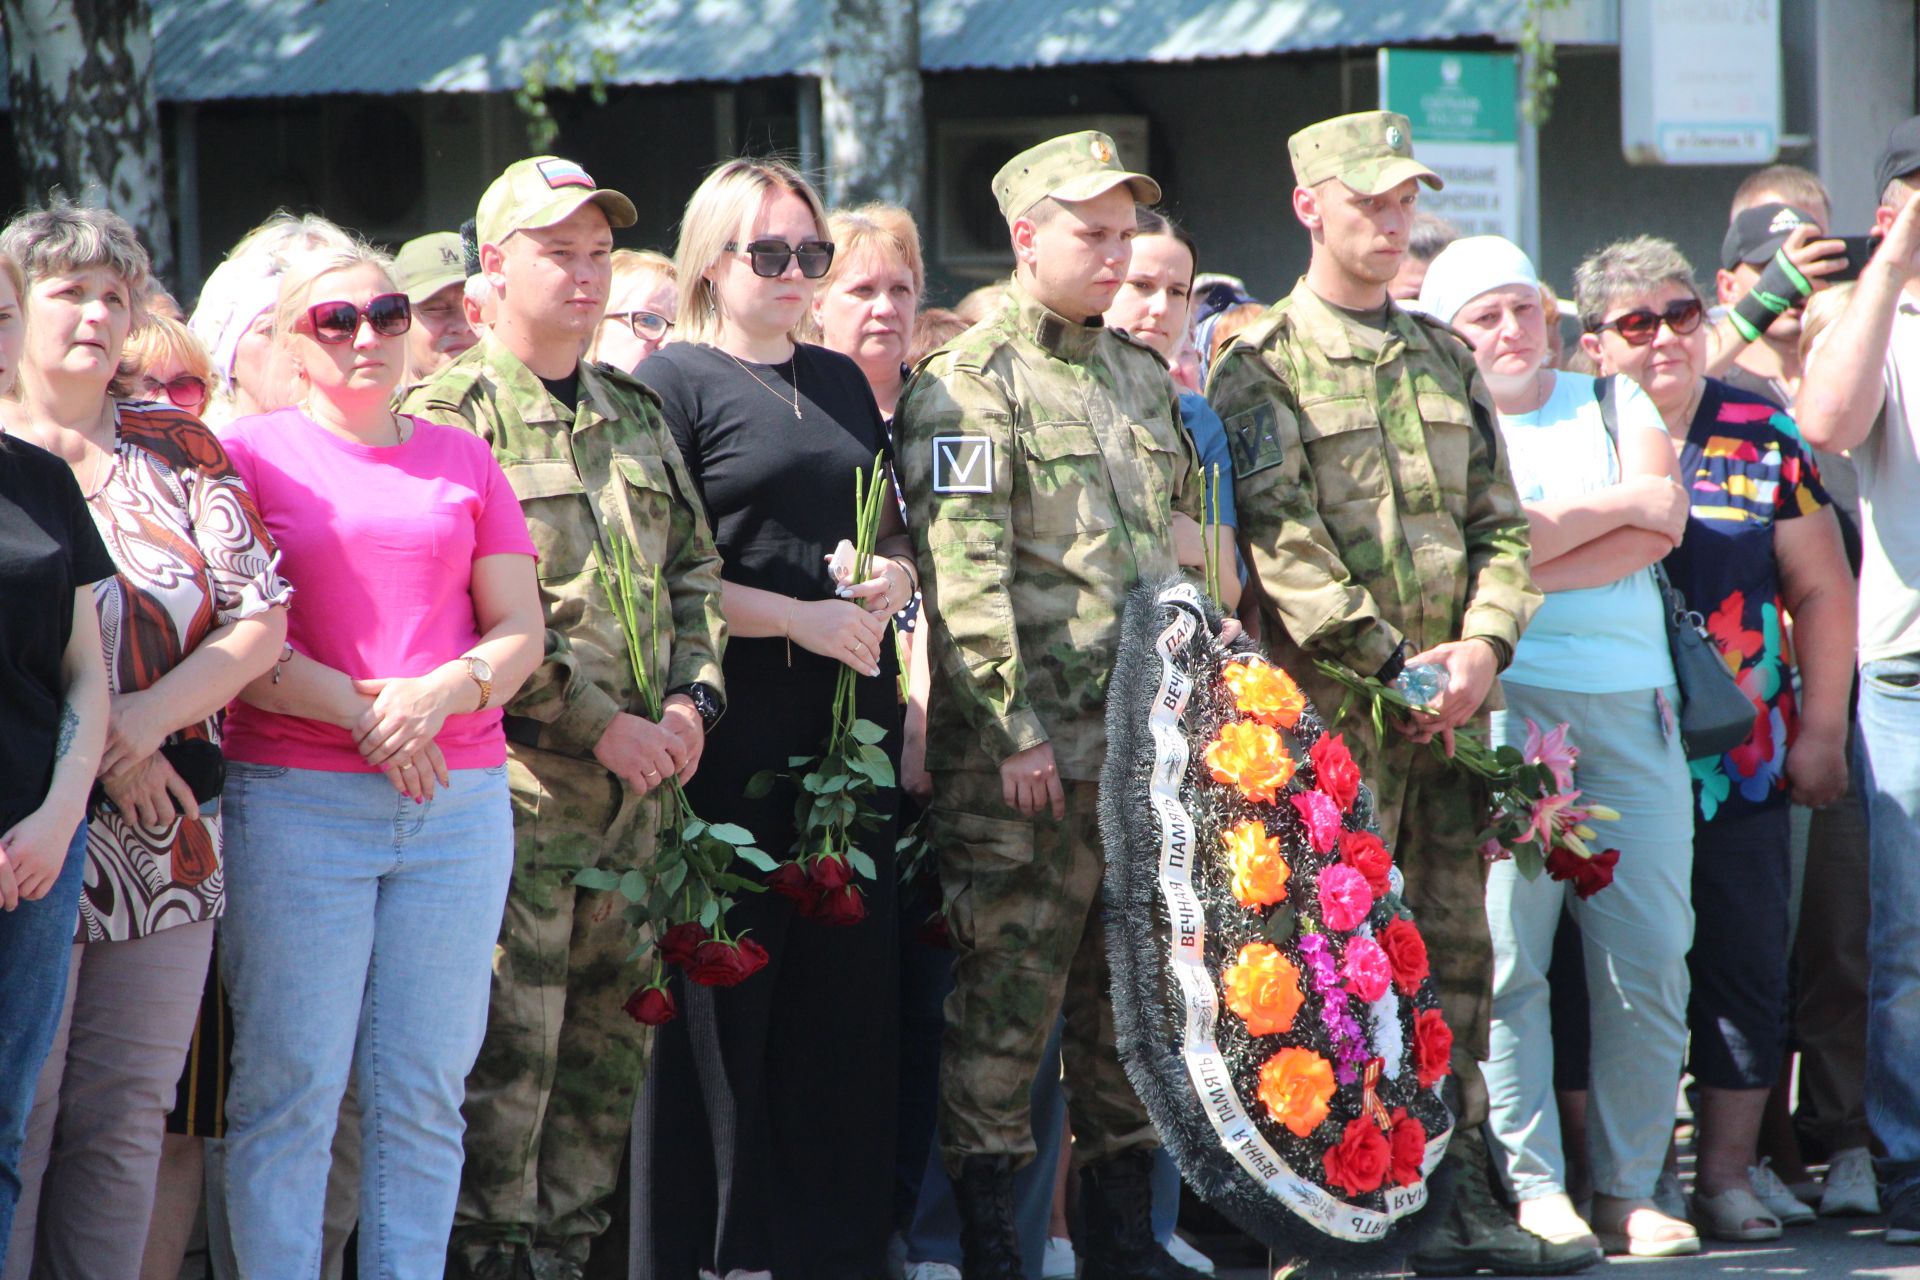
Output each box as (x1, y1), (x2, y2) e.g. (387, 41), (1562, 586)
(605, 309), (673, 339)
(724, 238), (835, 279)
(306, 293), (412, 344)
(139, 373), (209, 410)
(1587, 297), (1705, 347)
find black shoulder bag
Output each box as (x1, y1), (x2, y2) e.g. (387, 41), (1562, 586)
(1595, 376), (1758, 760)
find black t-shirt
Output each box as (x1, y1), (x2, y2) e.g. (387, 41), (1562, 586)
(0, 433), (115, 829)
(636, 342), (894, 679)
(540, 370), (581, 415)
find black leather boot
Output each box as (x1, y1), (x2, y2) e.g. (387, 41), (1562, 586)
(1409, 1129), (1602, 1276)
(1075, 1149), (1209, 1279)
(955, 1155), (1027, 1279)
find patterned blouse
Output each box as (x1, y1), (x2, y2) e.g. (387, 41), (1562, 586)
(1662, 379), (1830, 825)
(80, 403), (291, 943)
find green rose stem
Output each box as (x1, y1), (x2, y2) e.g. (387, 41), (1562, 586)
(1203, 463), (1223, 610)
(746, 453), (897, 888)
(578, 538), (776, 965)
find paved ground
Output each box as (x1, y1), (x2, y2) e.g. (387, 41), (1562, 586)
(1207, 1216), (1920, 1279)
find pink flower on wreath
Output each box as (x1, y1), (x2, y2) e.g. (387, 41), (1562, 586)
(1290, 790), (1343, 855)
(1522, 719), (1578, 793)
(1318, 863), (1373, 933)
(1341, 936), (1392, 1003)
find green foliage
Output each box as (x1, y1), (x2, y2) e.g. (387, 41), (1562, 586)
(513, 0), (632, 150)
(1518, 0), (1571, 127)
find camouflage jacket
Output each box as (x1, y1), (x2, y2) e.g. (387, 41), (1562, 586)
(896, 279), (1203, 781)
(404, 334), (727, 761)
(1207, 281), (1539, 711)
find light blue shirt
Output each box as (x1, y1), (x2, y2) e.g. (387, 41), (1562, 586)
(1499, 373), (1676, 694)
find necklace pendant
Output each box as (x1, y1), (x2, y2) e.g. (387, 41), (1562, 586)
(792, 404), (802, 419)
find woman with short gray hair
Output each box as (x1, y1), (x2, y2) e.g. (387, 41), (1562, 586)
(1576, 234), (1856, 1246)
(0, 199), (290, 1280)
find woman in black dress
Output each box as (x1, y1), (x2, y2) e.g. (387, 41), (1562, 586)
(633, 159), (914, 1279)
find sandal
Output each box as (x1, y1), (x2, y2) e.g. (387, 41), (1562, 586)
(1591, 1196), (1703, 1258)
(1691, 1186), (1784, 1242)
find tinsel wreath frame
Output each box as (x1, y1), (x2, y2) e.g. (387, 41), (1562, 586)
(1099, 577), (1457, 1271)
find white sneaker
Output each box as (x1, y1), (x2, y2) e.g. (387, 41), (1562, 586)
(1165, 1232), (1216, 1274)
(1042, 1235), (1077, 1279)
(1749, 1159), (1816, 1224)
(1821, 1146), (1882, 1217)
(903, 1264), (962, 1280)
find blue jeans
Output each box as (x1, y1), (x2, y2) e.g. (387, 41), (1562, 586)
(0, 823), (86, 1263)
(219, 764), (512, 1280)
(1859, 654), (1920, 1197)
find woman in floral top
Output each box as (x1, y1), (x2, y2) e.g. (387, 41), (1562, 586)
(1580, 236), (1854, 1246)
(0, 202), (289, 1280)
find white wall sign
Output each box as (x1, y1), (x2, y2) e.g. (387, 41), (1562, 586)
(1379, 49), (1520, 242)
(1621, 0), (1781, 166)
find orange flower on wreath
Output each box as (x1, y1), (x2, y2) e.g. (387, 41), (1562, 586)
(1257, 1045), (1336, 1137)
(1223, 941), (1305, 1036)
(1223, 820), (1290, 909)
(1205, 721), (1297, 804)
(1222, 659), (1306, 729)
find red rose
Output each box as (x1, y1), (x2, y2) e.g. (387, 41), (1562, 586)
(687, 937), (770, 987)
(1413, 1008), (1453, 1089)
(809, 854), (854, 892)
(1388, 1107), (1428, 1187)
(622, 984), (677, 1026)
(916, 914), (953, 950)
(1338, 831), (1393, 899)
(768, 862), (817, 909)
(1321, 1116), (1392, 1196)
(658, 921), (709, 969)
(810, 884), (868, 926)
(1544, 845), (1620, 900)
(1378, 917), (1430, 998)
(1310, 732), (1362, 813)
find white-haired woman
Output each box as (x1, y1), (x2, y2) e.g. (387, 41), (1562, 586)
(214, 242), (542, 1277)
(1420, 236), (1701, 1261)
(633, 158), (915, 1278)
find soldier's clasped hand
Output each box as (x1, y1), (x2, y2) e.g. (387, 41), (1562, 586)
(1000, 741), (1066, 820)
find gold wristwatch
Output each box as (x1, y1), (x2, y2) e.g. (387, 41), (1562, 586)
(461, 655), (495, 710)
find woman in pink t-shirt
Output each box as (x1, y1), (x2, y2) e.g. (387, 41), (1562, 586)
(214, 243), (541, 1279)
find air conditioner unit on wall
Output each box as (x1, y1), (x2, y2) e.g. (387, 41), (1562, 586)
(933, 114), (1150, 277)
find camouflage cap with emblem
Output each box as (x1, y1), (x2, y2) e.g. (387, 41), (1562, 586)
(993, 130), (1162, 223)
(476, 155), (638, 248)
(1288, 111), (1443, 195)
(393, 232), (467, 304)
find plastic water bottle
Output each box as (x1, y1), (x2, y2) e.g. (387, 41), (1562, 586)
(1393, 662), (1449, 708)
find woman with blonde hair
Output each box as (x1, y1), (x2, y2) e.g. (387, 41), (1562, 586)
(120, 314), (216, 418)
(634, 158), (915, 1278)
(213, 240), (542, 1277)
(0, 199), (290, 1280)
(589, 247), (677, 372)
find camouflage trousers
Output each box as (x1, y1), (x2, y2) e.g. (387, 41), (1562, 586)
(929, 769), (1157, 1173)
(1361, 729), (1495, 1130)
(449, 747), (655, 1276)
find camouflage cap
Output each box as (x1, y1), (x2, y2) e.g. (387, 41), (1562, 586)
(1288, 111), (1443, 196)
(392, 232), (466, 303)
(993, 131), (1162, 223)
(476, 156), (637, 248)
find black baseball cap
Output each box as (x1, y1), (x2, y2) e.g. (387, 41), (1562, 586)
(1721, 203), (1819, 271)
(1876, 115), (1920, 196)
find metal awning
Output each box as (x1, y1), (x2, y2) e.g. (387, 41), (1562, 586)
(141, 0), (1528, 103)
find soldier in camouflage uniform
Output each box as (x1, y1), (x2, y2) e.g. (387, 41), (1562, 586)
(1206, 113), (1595, 1275)
(404, 157), (728, 1280)
(896, 131), (1209, 1280)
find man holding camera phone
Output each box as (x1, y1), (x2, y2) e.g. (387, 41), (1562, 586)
(1797, 115), (1920, 1247)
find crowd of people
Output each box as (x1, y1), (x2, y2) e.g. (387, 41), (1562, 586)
(0, 99), (1917, 1280)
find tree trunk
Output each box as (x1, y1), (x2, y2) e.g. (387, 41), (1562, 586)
(821, 0), (925, 217)
(2, 0), (173, 280)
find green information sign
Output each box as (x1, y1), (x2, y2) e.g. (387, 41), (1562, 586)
(1378, 49), (1517, 144)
